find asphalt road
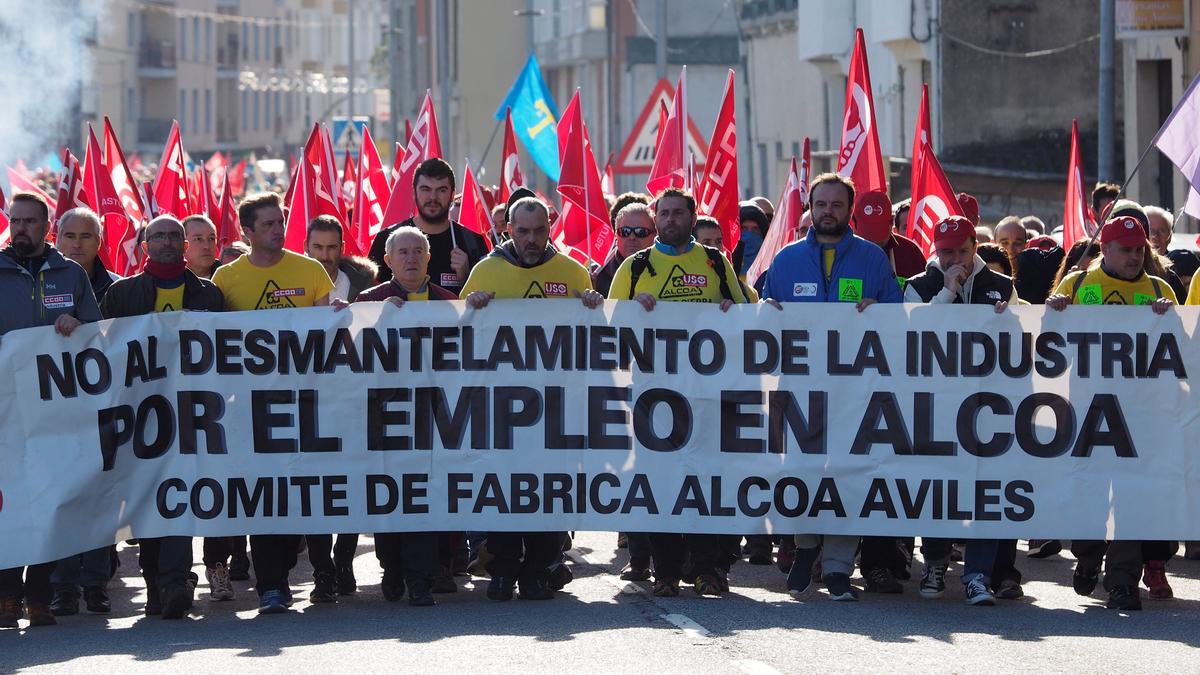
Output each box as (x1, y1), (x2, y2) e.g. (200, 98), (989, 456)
(3, 533), (1200, 673)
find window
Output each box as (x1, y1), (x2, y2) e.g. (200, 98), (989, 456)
(126, 87), (135, 120)
(192, 89), (199, 134)
(265, 89), (272, 130)
(242, 24), (249, 59)
(193, 18), (200, 60)
(179, 90), (186, 124)
(241, 90), (247, 131)
(254, 91), (260, 131)
(205, 89), (212, 134)
(205, 19), (212, 61)
(254, 26), (260, 61)
(179, 18), (186, 59)
(127, 11), (135, 48)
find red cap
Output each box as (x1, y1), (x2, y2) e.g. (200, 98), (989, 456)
(853, 190), (893, 242)
(956, 192), (980, 226)
(1099, 216), (1149, 247)
(933, 215), (974, 248)
(1027, 235), (1058, 251)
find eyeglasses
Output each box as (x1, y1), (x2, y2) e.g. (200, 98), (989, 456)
(618, 226), (651, 238)
(147, 232), (184, 243)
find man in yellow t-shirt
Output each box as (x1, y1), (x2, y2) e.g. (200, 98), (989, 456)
(210, 192), (332, 616)
(608, 187), (746, 600)
(1046, 215), (1173, 612)
(1049, 216), (1176, 309)
(461, 196), (603, 603)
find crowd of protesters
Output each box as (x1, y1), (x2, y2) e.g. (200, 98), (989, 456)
(2, 156), (1198, 629)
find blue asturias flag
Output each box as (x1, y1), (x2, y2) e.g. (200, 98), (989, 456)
(495, 54), (560, 181)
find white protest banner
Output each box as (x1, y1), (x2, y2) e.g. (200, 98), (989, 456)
(0, 300), (1197, 568)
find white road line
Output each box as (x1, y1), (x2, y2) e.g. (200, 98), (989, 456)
(734, 659), (784, 675)
(660, 612), (712, 641)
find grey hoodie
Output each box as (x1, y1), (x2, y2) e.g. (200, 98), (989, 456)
(0, 245), (102, 336)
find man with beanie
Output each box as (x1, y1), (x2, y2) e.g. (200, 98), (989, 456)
(100, 215), (226, 618)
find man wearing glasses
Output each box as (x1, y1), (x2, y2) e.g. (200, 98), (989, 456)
(592, 202), (657, 296)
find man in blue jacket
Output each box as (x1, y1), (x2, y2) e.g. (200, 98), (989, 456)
(762, 172), (902, 601)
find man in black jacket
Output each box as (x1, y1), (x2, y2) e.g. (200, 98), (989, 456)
(100, 215), (225, 620)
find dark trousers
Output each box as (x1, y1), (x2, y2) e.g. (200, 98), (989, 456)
(375, 532), (439, 583)
(306, 534), (360, 577)
(52, 546), (112, 593)
(0, 563), (55, 605)
(250, 534), (300, 595)
(486, 532), (559, 580)
(138, 537), (194, 588)
(649, 533), (725, 580)
(202, 537), (234, 567)
(1072, 540), (1143, 590)
(860, 536), (906, 574)
(627, 533), (652, 564)
(1143, 540), (1178, 561)
(992, 540), (1023, 584)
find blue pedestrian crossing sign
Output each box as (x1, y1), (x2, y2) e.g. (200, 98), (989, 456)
(331, 116), (371, 161)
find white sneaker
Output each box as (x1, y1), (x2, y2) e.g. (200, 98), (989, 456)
(207, 563), (235, 601)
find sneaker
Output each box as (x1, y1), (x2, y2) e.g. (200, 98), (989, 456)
(1072, 563), (1100, 596)
(381, 574), (406, 602)
(488, 576), (515, 601)
(309, 574), (337, 604)
(694, 574), (723, 597)
(776, 538), (796, 574)
(257, 589), (288, 615)
(335, 565), (357, 596)
(229, 553), (251, 581)
(407, 579), (436, 607)
(620, 559), (652, 581)
(518, 576), (555, 601)
(652, 577), (680, 597)
(83, 586), (110, 614)
(823, 573), (859, 601)
(1143, 561), (1173, 599)
(1107, 584), (1142, 610)
(548, 563), (574, 590)
(786, 546), (820, 596)
(995, 578), (1025, 600)
(1027, 539), (1062, 559)
(864, 567), (903, 594)
(0, 598), (22, 628)
(964, 576), (995, 606)
(431, 567), (458, 594)
(160, 583), (193, 620)
(144, 585), (162, 616)
(207, 564), (235, 601)
(50, 591), (80, 616)
(280, 586), (295, 607)
(919, 563), (947, 599)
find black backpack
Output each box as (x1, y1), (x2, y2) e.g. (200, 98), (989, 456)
(626, 245), (735, 301)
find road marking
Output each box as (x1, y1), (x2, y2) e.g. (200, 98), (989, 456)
(660, 612), (711, 641)
(734, 660), (784, 675)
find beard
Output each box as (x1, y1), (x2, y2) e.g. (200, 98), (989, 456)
(11, 237), (38, 257)
(420, 201), (449, 224)
(814, 218), (849, 238)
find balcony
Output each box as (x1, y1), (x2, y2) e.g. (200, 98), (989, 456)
(138, 40), (176, 76)
(139, 118), (176, 145)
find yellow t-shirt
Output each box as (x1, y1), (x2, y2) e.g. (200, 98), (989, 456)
(212, 250), (334, 311)
(608, 244), (748, 304)
(154, 284), (185, 313)
(823, 247), (836, 280)
(1054, 268), (1177, 306)
(461, 251), (593, 300)
(1185, 273), (1200, 305)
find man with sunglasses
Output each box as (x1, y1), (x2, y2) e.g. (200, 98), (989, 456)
(592, 202), (657, 296)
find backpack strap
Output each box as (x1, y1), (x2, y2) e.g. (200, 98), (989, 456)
(627, 250), (656, 300)
(1151, 276), (1163, 299)
(1069, 271), (1088, 301)
(701, 245), (736, 302)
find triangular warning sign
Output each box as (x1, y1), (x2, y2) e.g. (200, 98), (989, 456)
(523, 280), (545, 298)
(256, 280), (299, 309)
(658, 264), (706, 300)
(614, 79), (709, 175)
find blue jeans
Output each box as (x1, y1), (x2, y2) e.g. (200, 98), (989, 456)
(51, 546), (113, 594)
(921, 538), (1000, 584)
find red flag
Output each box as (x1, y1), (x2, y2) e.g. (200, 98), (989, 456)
(352, 125), (392, 257)
(647, 67), (688, 195)
(0, 183), (9, 247)
(216, 170), (240, 248)
(84, 125), (137, 274)
(389, 119), (412, 185)
(199, 167), (221, 223)
(382, 92), (443, 227)
(284, 152), (315, 253)
(1062, 119), (1097, 251)
(601, 154), (615, 198)
(53, 148), (89, 224)
(697, 69), (740, 254)
(556, 91), (614, 265)
(228, 159), (246, 198)
(102, 117), (146, 226)
(498, 107), (525, 204)
(304, 123), (347, 223)
(460, 161), (495, 250)
(799, 136), (812, 211)
(153, 121), (192, 218)
(906, 139), (963, 257)
(746, 157), (802, 288)
(8, 166), (57, 215)
(837, 28), (887, 196)
(910, 83), (932, 199)
(655, 100), (668, 152)
(283, 161), (299, 208)
(141, 180), (159, 220)
(341, 149), (357, 216)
